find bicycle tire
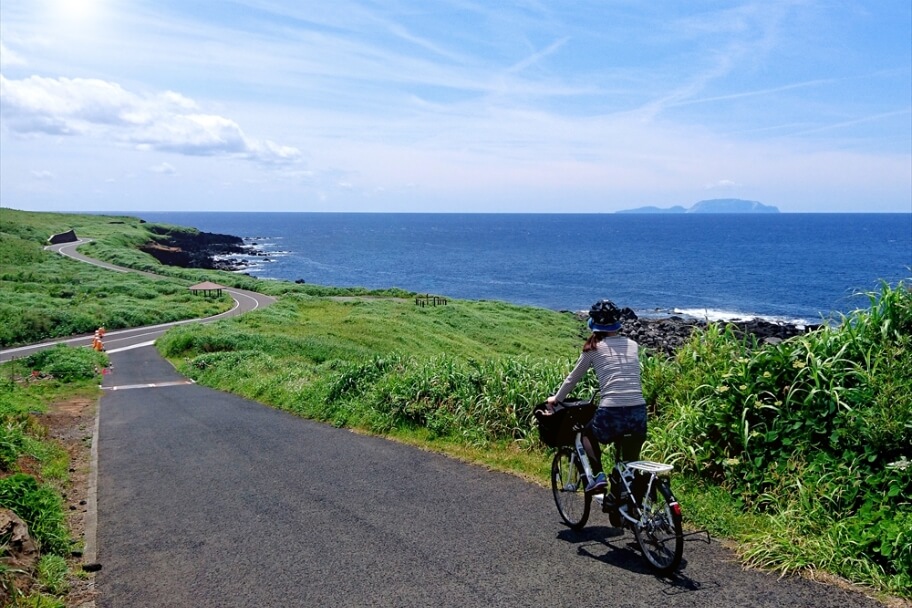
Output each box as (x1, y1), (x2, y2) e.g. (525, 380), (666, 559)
(551, 447), (591, 529)
(633, 477), (683, 574)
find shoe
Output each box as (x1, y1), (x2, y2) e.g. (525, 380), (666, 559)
(585, 472), (607, 494)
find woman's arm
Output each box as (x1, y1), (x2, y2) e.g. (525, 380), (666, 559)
(550, 351), (591, 404)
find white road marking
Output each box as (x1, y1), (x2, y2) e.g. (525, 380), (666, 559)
(106, 341), (157, 353)
(102, 380), (194, 391)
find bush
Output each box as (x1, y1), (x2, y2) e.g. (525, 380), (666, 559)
(23, 346), (105, 382)
(642, 281), (912, 593)
(0, 474), (70, 556)
(0, 421), (28, 470)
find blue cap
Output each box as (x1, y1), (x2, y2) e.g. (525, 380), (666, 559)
(588, 317), (622, 333)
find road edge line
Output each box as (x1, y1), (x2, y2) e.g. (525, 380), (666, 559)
(82, 395), (101, 605)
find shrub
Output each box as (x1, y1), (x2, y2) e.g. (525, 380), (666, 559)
(0, 474), (70, 556)
(23, 346), (105, 382)
(642, 281), (912, 593)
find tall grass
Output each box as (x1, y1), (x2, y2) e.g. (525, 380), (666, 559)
(0, 346), (105, 604)
(645, 281), (911, 595)
(160, 281), (911, 597)
(0, 233), (232, 347)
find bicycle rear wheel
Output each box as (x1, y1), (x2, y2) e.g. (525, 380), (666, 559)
(633, 477), (683, 574)
(551, 447), (591, 529)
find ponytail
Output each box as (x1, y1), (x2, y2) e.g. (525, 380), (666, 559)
(584, 332), (609, 352)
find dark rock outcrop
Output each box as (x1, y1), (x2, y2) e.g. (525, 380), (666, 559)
(139, 226), (260, 271)
(621, 316), (816, 357)
(569, 311), (819, 357)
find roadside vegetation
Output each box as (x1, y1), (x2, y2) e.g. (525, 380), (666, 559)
(0, 346), (107, 607)
(159, 282), (911, 600)
(0, 209), (233, 348)
(2, 209), (909, 602)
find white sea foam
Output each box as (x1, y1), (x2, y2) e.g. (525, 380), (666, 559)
(672, 308), (814, 327)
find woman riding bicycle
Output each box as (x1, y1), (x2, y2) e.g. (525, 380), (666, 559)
(547, 300), (647, 500)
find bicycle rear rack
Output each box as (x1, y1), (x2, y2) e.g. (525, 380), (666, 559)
(626, 460), (674, 475)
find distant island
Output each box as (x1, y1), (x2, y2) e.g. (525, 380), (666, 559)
(617, 198), (780, 214)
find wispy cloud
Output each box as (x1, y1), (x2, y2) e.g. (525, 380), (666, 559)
(506, 37), (569, 74)
(0, 0), (908, 212)
(789, 108), (912, 137)
(705, 179), (739, 190)
(0, 75), (301, 164)
(149, 162), (177, 175)
(0, 41), (27, 67)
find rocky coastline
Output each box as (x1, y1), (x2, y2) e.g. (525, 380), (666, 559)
(611, 315), (819, 356)
(140, 225), (818, 353)
(139, 225), (265, 272)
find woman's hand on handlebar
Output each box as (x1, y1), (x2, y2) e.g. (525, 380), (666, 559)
(545, 395), (558, 413)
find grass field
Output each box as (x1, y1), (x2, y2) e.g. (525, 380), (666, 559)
(2, 209), (910, 602)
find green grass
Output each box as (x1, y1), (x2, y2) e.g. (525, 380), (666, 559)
(0, 215), (235, 347)
(0, 346), (106, 604)
(157, 295), (592, 440)
(36, 554), (68, 595)
(640, 282), (912, 596)
(3, 208), (909, 600)
(159, 281), (911, 599)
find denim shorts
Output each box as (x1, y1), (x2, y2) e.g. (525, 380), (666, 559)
(587, 404), (647, 445)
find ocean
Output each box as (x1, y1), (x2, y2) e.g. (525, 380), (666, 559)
(133, 212), (911, 325)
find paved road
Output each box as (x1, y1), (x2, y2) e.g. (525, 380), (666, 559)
(0, 240), (275, 363)
(3, 240), (886, 606)
(94, 348), (881, 608)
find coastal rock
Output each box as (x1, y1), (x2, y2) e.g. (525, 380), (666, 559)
(0, 509), (38, 604)
(139, 226), (260, 271)
(613, 316), (816, 357)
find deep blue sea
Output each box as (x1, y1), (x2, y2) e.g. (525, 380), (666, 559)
(133, 213), (911, 325)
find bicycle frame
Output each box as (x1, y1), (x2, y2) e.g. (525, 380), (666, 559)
(550, 423), (696, 575)
(572, 430), (674, 523)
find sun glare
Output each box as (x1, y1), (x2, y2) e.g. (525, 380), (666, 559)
(56, 0), (102, 22)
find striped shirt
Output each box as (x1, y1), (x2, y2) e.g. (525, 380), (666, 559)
(553, 335), (646, 408)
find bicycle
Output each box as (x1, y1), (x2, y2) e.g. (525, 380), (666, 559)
(536, 399), (684, 575)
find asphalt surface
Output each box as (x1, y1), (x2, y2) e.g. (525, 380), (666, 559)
(3, 241), (886, 606)
(94, 348), (882, 608)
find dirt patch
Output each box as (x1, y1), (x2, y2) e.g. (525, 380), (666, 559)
(4, 397), (100, 607)
(42, 396), (98, 607)
(40, 398), (95, 553)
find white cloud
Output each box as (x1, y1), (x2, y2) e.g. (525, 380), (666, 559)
(0, 41), (27, 67)
(705, 179), (739, 190)
(149, 162), (177, 175)
(0, 75), (302, 164)
(30, 169), (53, 180)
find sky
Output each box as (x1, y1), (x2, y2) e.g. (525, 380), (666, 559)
(0, 1), (910, 213)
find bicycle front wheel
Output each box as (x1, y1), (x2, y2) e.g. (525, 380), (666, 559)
(633, 477), (683, 574)
(551, 447), (591, 529)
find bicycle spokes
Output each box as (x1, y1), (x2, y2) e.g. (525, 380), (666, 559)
(551, 448), (591, 529)
(632, 477), (683, 574)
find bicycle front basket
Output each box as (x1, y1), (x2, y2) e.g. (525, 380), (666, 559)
(533, 400), (596, 448)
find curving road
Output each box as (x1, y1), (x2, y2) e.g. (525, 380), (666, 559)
(0, 239), (275, 363)
(2, 241), (888, 607)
